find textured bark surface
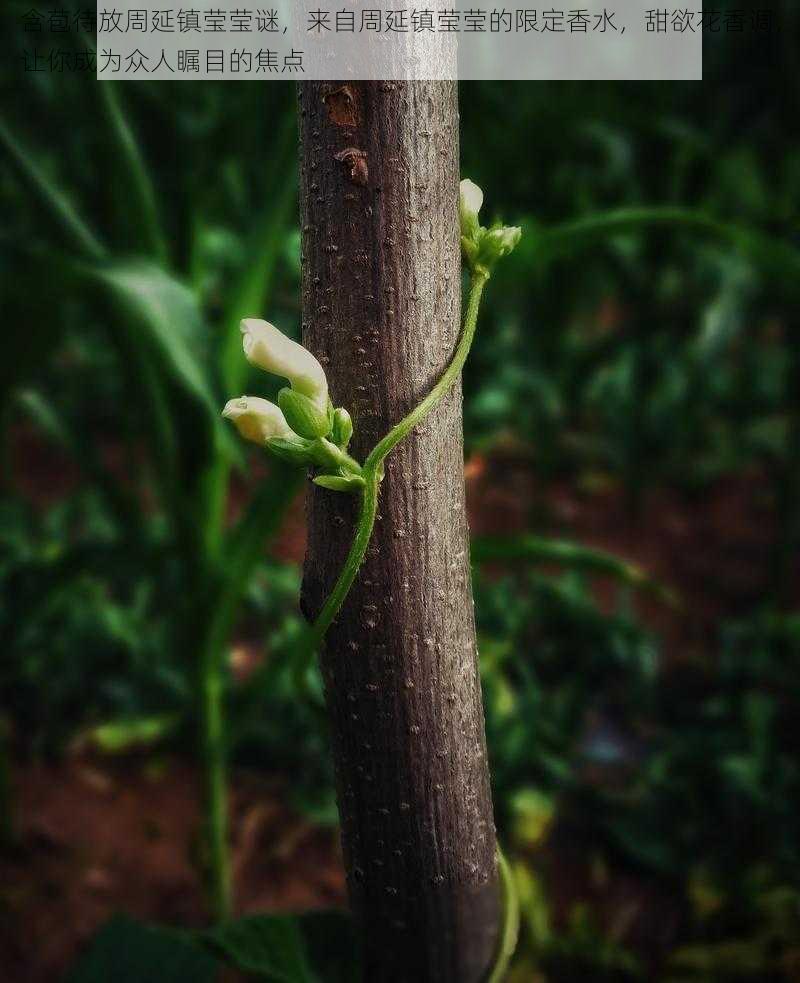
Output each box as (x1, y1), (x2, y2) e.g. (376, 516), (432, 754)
(298, 82), (499, 982)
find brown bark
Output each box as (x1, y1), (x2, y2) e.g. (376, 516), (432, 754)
(298, 82), (499, 982)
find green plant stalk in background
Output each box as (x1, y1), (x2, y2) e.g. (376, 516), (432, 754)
(0, 96), (300, 923)
(198, 646), (230, 917)
(195, 463), (302, 920)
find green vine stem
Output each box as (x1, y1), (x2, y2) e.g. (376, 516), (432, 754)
(487, 847), (521, 983)
(303, 268), (489, 661)
(198, 647), (232, 920)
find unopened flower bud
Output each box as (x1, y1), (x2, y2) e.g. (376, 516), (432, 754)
(331, 407), (353, 449)
(459, 178), (484, 243)
(480, 225), (522, 265)
(240, 318), (328, 412)
(278, 387), (331, 440)
(222, 396), (292, 445)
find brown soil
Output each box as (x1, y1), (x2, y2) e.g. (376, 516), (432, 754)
(0, 756), (345, 982)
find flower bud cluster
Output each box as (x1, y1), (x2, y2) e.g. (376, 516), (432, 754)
(222, 319), (363, 493)
(459, 178), (521, 275)
(224, 182), (519, 492)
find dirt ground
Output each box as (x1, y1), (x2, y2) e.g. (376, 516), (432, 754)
(0, 756), (345, 982)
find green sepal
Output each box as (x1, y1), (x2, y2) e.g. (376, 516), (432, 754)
(462, 223), (521, 273)
(331, 407), (353, 449)
(278, 387), (331, 440)
(461, 234), (480, 270)
(477, 224), (521, 269)
(309, 437), (346, 471)
(313, 474), (365, 494)
(460, 212), (481, 246)
(265, 435), (312, 466)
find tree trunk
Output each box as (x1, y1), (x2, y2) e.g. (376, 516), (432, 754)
(298, 82), (500, 982)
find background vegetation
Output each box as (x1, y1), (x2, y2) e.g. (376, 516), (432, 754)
(1, 3), (799, 979)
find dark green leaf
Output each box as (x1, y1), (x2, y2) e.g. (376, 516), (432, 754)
(92, 260), (217, 418)
(530, 207), (800, 289)
(204, 914), (316, 982)
(67, 915), (218, 983)
(0, 117), (106, 261)
(96, 81), (167, 263)
(219, 112), (298, 394)
(471, 534), (679, 607)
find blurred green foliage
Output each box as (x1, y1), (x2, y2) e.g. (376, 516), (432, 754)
(2, 1), (800, 979)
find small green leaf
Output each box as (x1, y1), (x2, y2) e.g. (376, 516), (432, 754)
(279, 387), (331, 439)
(313, 474), (365, 494)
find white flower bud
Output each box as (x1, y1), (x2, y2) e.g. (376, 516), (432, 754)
(240, 318), (328, 412)
(221, 396), (293, 445)
(459, 179), (484, 241)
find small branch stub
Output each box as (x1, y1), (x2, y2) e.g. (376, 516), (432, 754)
(334, 147), (369, 186)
